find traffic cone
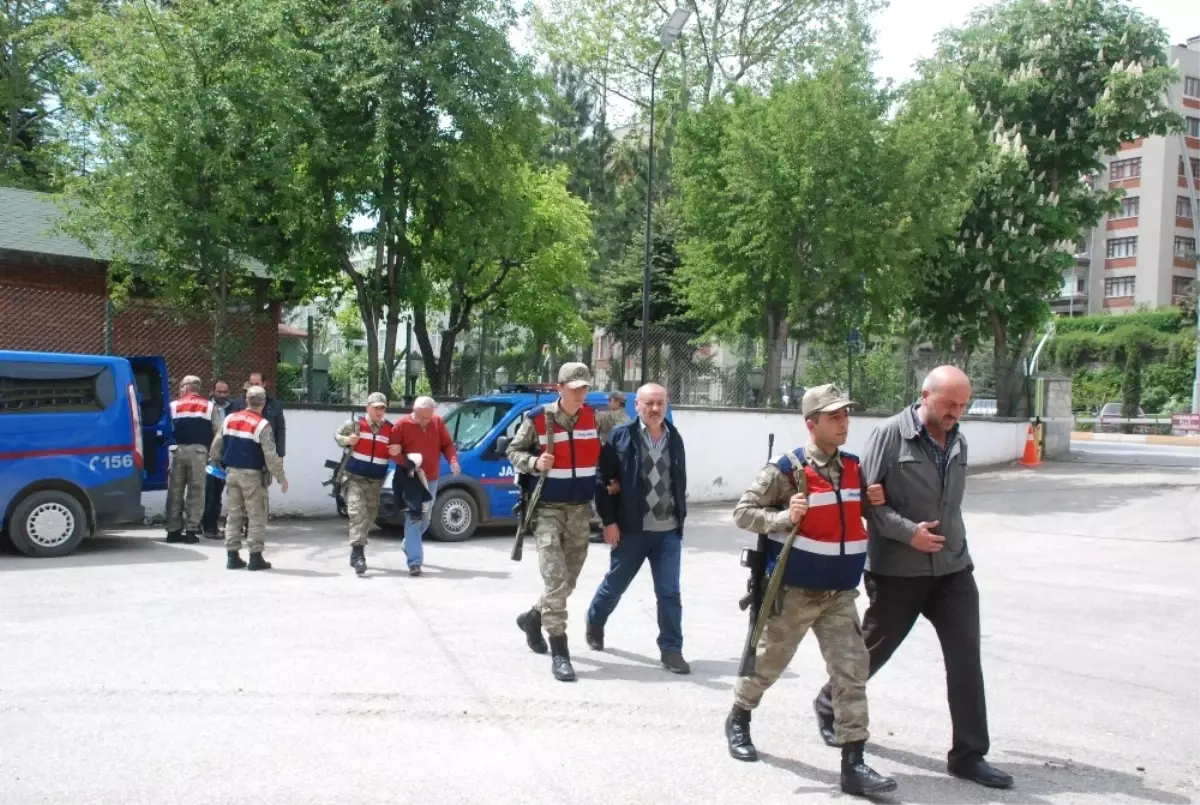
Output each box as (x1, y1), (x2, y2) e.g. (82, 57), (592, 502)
(1019, 424), (1041, 467)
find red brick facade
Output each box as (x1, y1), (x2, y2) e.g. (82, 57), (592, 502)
(0, 258), (280, 393)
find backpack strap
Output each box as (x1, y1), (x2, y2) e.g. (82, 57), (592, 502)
(784, 449), (808, 496)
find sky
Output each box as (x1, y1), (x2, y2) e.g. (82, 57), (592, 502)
(869, 0), (1196, 87)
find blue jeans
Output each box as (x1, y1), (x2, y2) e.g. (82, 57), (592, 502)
(587, 528), (683, 653)
(403, 479), (437, 568)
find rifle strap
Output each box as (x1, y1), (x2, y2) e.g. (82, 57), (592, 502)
(769, 451), (809, 617)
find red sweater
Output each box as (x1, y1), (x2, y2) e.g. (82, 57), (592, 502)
(393, 414), (457, 480)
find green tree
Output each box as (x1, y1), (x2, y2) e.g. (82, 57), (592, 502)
(901, 0), (1183, 415)
(59, 0), (301, 377)
(675, 38), (932, 403)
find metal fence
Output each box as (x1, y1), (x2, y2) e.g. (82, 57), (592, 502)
(276, 310), (1000, 412)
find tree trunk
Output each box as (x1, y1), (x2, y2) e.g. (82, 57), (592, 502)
(764, 305), (788, 407)
(992, 318), (1031, 418)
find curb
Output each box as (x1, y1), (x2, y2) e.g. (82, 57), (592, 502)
(1071, 432), (1200, 447)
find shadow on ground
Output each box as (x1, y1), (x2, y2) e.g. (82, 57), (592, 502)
(759, 743), (1195, 805)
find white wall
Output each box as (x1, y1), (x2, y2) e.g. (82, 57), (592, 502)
(141, 406), (1032, 520)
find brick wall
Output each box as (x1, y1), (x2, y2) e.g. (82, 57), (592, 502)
(0, 258), (280, 393)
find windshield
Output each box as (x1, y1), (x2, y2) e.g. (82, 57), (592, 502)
(443, 401), (513, 451)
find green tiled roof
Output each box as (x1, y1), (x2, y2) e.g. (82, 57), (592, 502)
(0, 186), (100, 261)
(0, 186), (269, 278)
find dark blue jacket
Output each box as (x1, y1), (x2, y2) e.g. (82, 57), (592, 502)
(594, 419), (687, 535)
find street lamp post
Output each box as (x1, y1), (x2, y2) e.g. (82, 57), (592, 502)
(494, 366), (509, 390)
(641, 7), (692, 386)
(405, 353), (423, 406)
(748, 366), (765, 407)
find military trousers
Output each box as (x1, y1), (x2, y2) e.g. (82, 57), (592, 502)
(533, 502), (592, 637)
(343, 475), (383, 547)
(224, 469), (269, 553)
(165, 444), (208, 532)
(734, 586), (869, 745)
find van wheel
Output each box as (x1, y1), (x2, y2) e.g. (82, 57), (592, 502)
(429, 488), (478, 542)
(9, 490), (89, 558)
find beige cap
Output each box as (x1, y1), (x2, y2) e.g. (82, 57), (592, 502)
(557, 362), (593, 389)
(366, 392), (388, 407)
(246, 385), (267, 402)
(802, 383), (856, 417)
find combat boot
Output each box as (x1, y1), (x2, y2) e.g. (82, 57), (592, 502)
(226, 550), (247, 570)
(182, 529), (200, 544)
(725, 705), (758, 762)
(350, 545), (367, 575)
(813, 696), (838, 747)
(515, 608), (548, 654)
(548, 634), (576, 682)
(165, 530), (186, 543)
(246, 552), (272, 571)
(840, 741), (897, 796)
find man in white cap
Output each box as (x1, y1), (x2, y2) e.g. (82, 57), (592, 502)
(334, 392), (393, 576)
(165, 374), (222, 544)
(505, 361), (627, 682)
(724, 383), (895, 798)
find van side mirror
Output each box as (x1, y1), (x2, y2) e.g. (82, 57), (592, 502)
(495, 436), (511, 455)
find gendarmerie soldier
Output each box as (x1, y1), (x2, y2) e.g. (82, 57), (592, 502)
(165, 375), (221, 544)
(726, 384), (895, 797)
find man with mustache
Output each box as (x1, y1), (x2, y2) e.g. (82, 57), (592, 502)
(812, 365), (1013, 790)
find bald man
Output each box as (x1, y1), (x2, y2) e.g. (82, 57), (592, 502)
(587, 383), (690, 674)
(813, 365), (1013, 790)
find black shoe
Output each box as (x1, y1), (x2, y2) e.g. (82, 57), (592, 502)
(585, 624), (604, 651)
(226, 550), (247, 570)
(165, 530), (186, 543)
(661, 651), (691, 675)
(548, 634), (576, 682)
(247, 552), (272, 571)
(841, 742), (897, 796)
(949, 758), (1014, 789)
(814, 696), (838, 747)
(182, 530), (200, 544)
(350, 545), (367, 575)
(725, 705), (758, 762)
(516, 608), (548, 654)
(409, 565), (422, 577)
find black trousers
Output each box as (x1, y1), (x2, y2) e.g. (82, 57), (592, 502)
(816, 568), (989, 766)
(200, 473), (226, 534)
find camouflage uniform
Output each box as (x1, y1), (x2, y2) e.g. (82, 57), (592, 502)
(731, 441), (870, 744)
(210, 418), (285, 554)
(507, 399), (625, 638)
(334, 418), (387, 548)
(165, 387), (223, 539)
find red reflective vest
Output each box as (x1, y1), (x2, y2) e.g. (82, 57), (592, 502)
(344, 417), (393, 480)
(221, 410), (268, 470)
(531, 403), (601, 503)
(170, 393), (214, 446)
(766, 449), (867, 591)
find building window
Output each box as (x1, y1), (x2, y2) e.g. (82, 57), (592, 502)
(1115, 196), (1140, 218)
(1189, 117), (1200, 138)
(1106, 236), (1137, 258)
(1104, 276), (1135, 298)
(1187, 76), (1200, 98)
(1110, 157), (1141, 179)
(1181, 157), (1200, 177)
(1176, 237), (1197, 259)
(1174, 277), (1195, 302)
(1180, 196), (1195, 218)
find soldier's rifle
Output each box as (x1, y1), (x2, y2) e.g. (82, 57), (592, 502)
(510, 471), (547, 562)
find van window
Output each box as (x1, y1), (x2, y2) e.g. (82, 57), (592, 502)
(0, 365), (115, 414)
(443, 401), (514, 450)
(132, 365), (166, 423)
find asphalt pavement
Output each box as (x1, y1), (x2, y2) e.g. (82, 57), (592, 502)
(1, 452), (1197, 805)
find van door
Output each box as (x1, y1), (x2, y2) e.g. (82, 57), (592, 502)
(126, 355), (171, 491)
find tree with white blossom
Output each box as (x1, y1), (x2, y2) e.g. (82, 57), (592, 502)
(899, 0), (1183, 414)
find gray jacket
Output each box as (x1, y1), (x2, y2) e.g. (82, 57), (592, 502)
(860, 406), (971, 577)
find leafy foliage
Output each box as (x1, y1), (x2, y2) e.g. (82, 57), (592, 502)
(899, 0), (1184, 415)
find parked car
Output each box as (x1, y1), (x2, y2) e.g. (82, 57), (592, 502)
(0, 350), (171, 557)
(325, 384), (672, 541)
(968, 398), (998, 417)
(1094, 401), (1147, 434)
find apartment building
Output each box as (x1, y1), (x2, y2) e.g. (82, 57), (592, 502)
(1054, 34), (1200, 316)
